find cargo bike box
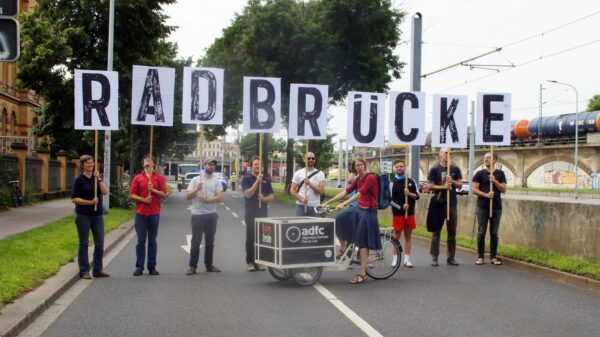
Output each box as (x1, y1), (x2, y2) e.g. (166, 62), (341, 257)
(254, 217), (336, 268)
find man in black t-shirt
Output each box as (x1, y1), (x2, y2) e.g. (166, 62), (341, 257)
(427, 148), (463, 267)
(242, 156), (274, 272)
(472, 153), (507, 266)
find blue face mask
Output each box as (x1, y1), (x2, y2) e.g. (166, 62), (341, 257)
(395, 174), (405, 180)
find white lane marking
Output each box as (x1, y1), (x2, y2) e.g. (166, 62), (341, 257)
(225, 206), (231, 211)
(312, 283), (383, 337)
(241, 220), (246, 227)
(180, 234), (202, 253)
(18, 230), (136, 337)
(231, 212), (239, 218)
(220, 202), (225, 206)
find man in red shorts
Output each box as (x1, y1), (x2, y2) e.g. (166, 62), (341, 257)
(390, 159), (419, 267)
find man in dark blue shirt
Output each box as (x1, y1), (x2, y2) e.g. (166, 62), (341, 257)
(472, 153), (507, 266)
(242, 156), (274, 272)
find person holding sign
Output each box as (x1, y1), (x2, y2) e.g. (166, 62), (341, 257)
(322, 157), (381, 284)
(472, 153), (507, 266)
(71, 155), (109, 279)
(427, 148), (463, 267)
(290, 152), (325, 216)
(129, 156), (167, 276)
(390, 159), (419, 268)
(242, 156), (274, 272)
(185, 158), (223, 275)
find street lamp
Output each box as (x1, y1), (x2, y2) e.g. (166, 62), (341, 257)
(547, 80), (579, 198)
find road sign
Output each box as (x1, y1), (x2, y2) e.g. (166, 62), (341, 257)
(0, 0), (18, 17)
(0, 18), (18, 61)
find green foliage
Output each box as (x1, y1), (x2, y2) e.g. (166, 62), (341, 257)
(0, 165), (18, 210)
(109, 182), (133, 210)
(0, 209), (134, 310)
(17, 0), (194, 165)
(586, 94), (600, 112)
(200, 0), (405, 191)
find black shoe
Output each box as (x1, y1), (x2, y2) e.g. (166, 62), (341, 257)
(80, 273), (92, 280)
(149, 268), (160, 275)
(205, 265), (221, 272)
(93, 271), (110, 278)
(431, 256), (439, 267)
(447, 258), (459, 266)
(133, 269), (143, 276)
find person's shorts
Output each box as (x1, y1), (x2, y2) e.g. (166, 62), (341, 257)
(392, 215), (416, 231)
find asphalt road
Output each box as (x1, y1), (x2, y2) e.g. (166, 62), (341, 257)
(22, 190), (600, 337)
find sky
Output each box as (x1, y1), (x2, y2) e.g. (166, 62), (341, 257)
(162, 0), (600, 144)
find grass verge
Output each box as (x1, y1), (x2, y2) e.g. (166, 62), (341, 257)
(0, 208), (134, 310)
(378, 217), (600, 281)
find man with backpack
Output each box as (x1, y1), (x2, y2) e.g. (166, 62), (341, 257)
(290, 152), (325, 216)
(390, 159), (419, 268)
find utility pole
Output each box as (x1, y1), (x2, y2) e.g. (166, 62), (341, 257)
(103, 0), (115, 209)
(410, 13), (422, 180)
(538, 84), (543, 145)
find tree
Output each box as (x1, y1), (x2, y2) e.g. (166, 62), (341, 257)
(202, 0), (405, 192)
(587, 95), (600, 112)
(17, 0), (195, 173)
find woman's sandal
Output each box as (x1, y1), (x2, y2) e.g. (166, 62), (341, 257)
(491, 258), (503, 265)
(350, 273), (367, 284)
(475, 258), (484, 265)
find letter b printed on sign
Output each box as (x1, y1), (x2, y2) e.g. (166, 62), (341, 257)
(74, 70), (119, 130)
(243, 77), (281, 133)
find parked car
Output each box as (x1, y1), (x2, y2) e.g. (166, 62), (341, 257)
(213, 172), (228, 192)
(457, 182), (470, 196)
(418, 181), (431, 193)
(178, 172), (201, 192)
(178, 171), (228, 192)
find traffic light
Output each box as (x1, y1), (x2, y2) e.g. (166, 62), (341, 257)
(0, 0), (19, 62)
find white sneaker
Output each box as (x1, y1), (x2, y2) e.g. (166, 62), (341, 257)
(392, 255), (398, 267)
(403, 260), (414, 268)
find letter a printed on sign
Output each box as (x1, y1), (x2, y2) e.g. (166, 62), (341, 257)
(432, 94), (468, 148)
(476, 93), (511, 146)
(388, 91), (426, 146)
(243, 77), (281, 133)
(74, 70), (119, 130)
(182, 67), (224, 125)
(346, 92), (385, 147)
(131, 65), (175, 126)
(289, 84), (328, 140)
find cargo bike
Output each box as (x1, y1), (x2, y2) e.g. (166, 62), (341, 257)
(254, 206), (402, 286)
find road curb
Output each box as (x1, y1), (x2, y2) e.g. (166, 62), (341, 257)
(412, 234), (600, 291)
(0, 219), (135, 337)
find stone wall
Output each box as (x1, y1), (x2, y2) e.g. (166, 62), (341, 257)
(381, 194), (600, 263)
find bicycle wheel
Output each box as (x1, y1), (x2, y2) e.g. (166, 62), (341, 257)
(268, 267), (291, 281)
(290, 267), (322, 286)
(366, 233), (401, 280)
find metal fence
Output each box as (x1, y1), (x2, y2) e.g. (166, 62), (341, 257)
(48, 159), (61, 193)
(66, 162), (75, 191)
(25, 157), (43, 195)
(0, 156), (18, 180)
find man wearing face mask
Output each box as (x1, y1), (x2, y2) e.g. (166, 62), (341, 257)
(185, 158), (223, 275)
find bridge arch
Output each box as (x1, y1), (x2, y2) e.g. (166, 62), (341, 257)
(524, 155), (593, 182)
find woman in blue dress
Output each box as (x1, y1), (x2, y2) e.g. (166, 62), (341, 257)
(322, 157), (381, 284)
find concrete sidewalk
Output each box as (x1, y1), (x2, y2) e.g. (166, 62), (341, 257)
(0, 198), (75, 240)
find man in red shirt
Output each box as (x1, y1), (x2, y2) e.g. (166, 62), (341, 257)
(129, 155), (167, 276)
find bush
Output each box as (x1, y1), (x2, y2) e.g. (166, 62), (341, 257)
(109, 182), (133, 209)
(0, 167), (18, 210)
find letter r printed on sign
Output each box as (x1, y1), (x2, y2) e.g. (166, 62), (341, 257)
(74, 70), (119, 130)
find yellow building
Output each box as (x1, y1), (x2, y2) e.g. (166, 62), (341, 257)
(0, 0), (43, 155)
